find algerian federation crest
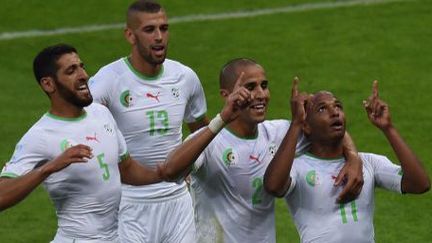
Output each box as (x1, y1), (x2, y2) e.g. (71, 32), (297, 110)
(268, 143), (277, 157)
(306, 170), (320, 187)
(171, 87), (180, 99)
(60, 139), (77, 152)
(222, 148), (237, 167)
(120, 90), (133, 107)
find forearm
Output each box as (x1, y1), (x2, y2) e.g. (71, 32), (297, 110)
(342, 132), (360, 163)
(382, 126), (430, 193)
(0, 167), (50, 211)
(163, 128), (216, 181)
(264, 122), (302, 197)
(119, 158), (163, 186)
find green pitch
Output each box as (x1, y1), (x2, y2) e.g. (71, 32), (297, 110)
(0, 0), (431, 242)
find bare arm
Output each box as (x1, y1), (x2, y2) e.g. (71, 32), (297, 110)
(187, 116), (209, 133)
(160, 72), (251, 181)
(364, 81), (430, 194)
(118, 155), (163, 185)
(334, 133), (364, 203)
(0, 144), (92, 211)
(264, 77), (308, 197)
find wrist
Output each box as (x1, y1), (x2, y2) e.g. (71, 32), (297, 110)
(208, 113), (226, 134)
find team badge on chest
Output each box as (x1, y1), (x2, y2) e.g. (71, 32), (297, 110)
(222, 148), (237, 167)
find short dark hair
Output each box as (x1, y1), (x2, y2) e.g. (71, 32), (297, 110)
(127, 0), (163, 17)
(219, 58), (258, 90)
(33, 44), (77, 84)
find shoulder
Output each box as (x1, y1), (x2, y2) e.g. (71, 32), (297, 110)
(259, 119), (291, 133)
(85, 103), (112, 118)
(163, 59), (199, 79)
(89, 58), (127, 84)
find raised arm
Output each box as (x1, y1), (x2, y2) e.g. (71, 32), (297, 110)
(0, 144), (92, 211)
(264, 77), (308, 197)
(364, 80), (430, 194)
(159, 72), (251, 182)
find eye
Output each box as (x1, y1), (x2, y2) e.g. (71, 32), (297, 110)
(143, 26), (155, 33)
(245, 83), (255, 91)
(318, 106), (325, 113)
(160, 25), (169, 32)
(261, 81), (268, 89)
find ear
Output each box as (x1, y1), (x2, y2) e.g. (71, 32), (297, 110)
(124, 28), (136, 45)
(40, 77), (56, 94)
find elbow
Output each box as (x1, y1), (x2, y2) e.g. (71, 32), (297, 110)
(263, 177), (285, 198)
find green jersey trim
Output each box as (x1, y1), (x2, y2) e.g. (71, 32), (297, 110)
(45, 111), (87, 122)
(123, 57), (164, 81)
(0, 172), (19, 178)
(119, 152), (130, 163)
(193, 113), (207, 122)
(224, 126), (258, 140)
(305, 152), (344, 162)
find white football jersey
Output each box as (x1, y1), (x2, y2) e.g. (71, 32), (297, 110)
(190, 120), (308, 243)
(89, 58), (207, 200)
(285, 152), (403, 243)
(1, 103), (128, 241)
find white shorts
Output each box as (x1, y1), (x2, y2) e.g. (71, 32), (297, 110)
(51, 233), (119, 243)
(119, 190), (196, 243)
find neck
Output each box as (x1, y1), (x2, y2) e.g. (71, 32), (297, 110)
(129, 52), (161, 77)
(308, 139), (343, 159)
(49, 100), (85, 118)
(226, 119), (258, 138)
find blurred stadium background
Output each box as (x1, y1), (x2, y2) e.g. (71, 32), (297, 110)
(0, 0), (431, 242)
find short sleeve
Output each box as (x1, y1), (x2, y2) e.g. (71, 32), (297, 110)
(183, 68), (207, 123)
(1, 130), (47, 178)
(363, 153), (402, 194)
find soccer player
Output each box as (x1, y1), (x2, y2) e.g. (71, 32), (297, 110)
(0, 44), (164, 242)
(159, 58), (364, 242)
(264, 80), (431, 242)
(88, 1), (208, 242)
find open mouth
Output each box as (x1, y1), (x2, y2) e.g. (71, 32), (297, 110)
(76, 83), (90, 95)
(151, 45), (165, 56)
(249, 103), (266, 113)
(330, 120), (344, 130)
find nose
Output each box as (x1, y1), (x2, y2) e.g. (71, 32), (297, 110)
(253, 86), (266, 100)
(330, 106), (340, 117)
(154, 29), (162, 42)
(79, 67), (89, 81)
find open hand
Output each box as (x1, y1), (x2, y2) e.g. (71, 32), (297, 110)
(45, 144), (93, 173)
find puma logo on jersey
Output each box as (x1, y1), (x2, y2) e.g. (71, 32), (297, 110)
(249, 155), (261, 163)
(146, 92), (161, 102)
(85, 133), (100, 143)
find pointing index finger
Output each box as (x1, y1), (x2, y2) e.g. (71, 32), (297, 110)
(292, 76), (299, 97)
(233, 72), (245, 91)
(372, 80), (379, 99)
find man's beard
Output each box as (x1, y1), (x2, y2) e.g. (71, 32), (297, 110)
(54, 77), (93, 108)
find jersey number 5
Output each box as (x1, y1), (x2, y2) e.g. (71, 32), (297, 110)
(97, 153), (110, 181)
